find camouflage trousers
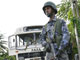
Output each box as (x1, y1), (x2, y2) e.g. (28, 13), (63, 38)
(46, 52), (57, 60)
(46, 51), (69, 60)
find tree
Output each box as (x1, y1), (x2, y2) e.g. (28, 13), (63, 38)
(0, 34), (7, 54)
(0, 52), (16, 60)
(57, 0), (80, 59)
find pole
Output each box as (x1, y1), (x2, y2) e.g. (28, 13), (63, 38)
(75, 24), (80, 60)
(70, 0), (80, 59)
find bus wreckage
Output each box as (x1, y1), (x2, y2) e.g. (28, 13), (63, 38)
(8, 25), (47, 60)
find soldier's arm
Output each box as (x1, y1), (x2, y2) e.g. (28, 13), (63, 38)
(59, 20), (70, 51)
(40, 26), (47, 46)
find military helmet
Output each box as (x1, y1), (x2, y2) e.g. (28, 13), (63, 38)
(43, 1), (57, 14)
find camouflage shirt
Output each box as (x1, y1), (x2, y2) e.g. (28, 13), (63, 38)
(40, 16), (70, 51)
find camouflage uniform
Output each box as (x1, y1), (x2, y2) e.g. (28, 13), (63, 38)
(40, 16), (70, 60)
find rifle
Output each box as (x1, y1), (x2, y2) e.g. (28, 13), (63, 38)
(45, 43), (57, 60)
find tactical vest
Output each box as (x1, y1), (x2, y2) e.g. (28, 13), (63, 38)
(45, 18), (62, 47)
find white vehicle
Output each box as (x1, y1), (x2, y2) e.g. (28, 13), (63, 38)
(8, 25), (46, 60)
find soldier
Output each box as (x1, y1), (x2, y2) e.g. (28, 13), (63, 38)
(40, 1), (70, 60)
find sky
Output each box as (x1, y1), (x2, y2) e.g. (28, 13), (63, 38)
(0, 0), (61, 41)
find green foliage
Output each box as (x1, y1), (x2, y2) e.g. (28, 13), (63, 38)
(68, 17), (78, 60)
(57, 2), (71, 20)
(0, 33), (15, 60)
(0, 34), (7, 54)
(57, 0), (80, 59)
(6, 56), (16, 60)
(67, 8), (73, 19)
(0, 57), (4, 60)
(57, 1), (80, 20)
(76, 18), (80, 37)
(69, 17), (80, 37)
(0, 53), (16, 60)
